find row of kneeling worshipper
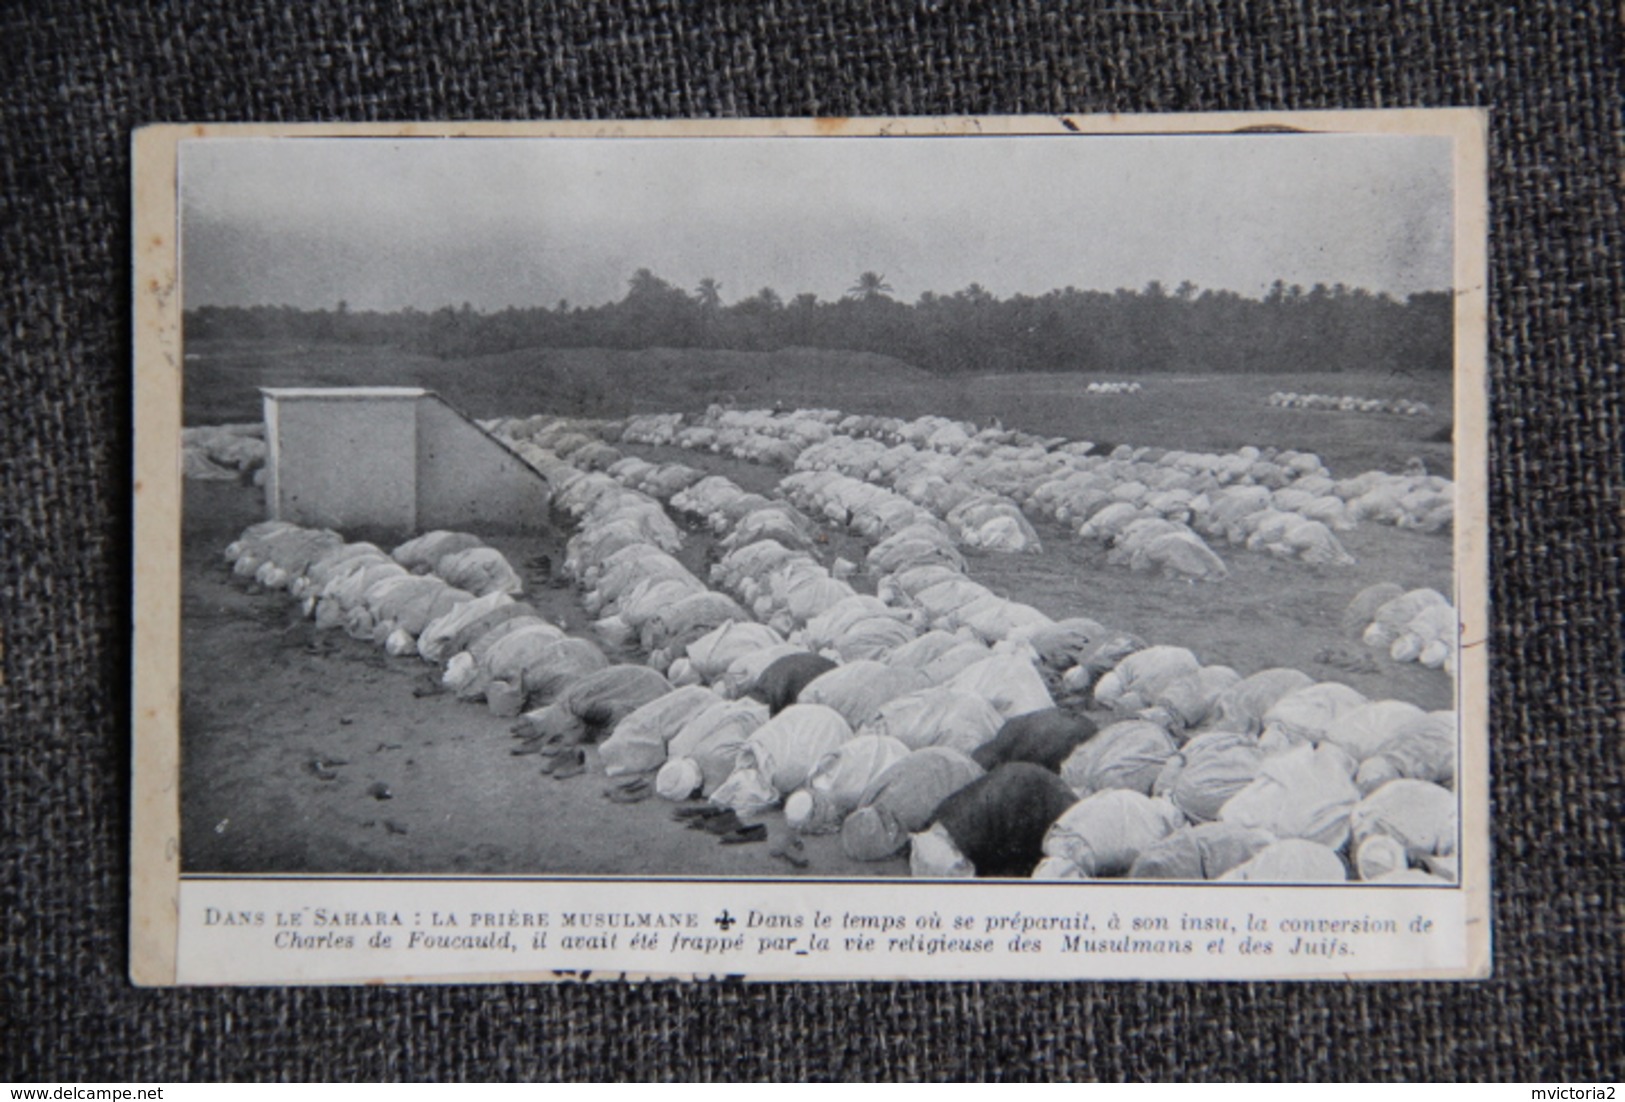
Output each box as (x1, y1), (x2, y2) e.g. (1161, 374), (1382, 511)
(586, 646), (1456, 882)
(1268, 391), (1434, 416)
(619, 405), (1452, 565)
(223, 452), (1454, 881)
(528, 463), (1456, 881)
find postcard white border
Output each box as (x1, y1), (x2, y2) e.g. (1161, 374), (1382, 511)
(132, 111), (1490, 985)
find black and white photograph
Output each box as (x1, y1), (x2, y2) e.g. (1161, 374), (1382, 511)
(133, 114), (1488, 983)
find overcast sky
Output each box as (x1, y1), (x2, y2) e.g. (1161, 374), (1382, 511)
(180, 133), (1453, 312)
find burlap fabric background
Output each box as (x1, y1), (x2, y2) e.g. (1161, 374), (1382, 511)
(2, 0), (1619, 1082)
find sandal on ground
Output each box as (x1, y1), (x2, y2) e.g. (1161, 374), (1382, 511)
(673, 805), (729, 822)
(549, 749), (589, 780)
(694, 810), (743, 835)
(604, 778), (652, 803)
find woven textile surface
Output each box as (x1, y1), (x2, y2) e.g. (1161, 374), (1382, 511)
(2, 0), (1619, 1082)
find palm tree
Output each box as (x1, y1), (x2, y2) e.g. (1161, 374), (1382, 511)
(846, 271), (894, 301)
(694, 278), (723, 311)
(626, 268), (669, 301)
(956, 282), (995, 305)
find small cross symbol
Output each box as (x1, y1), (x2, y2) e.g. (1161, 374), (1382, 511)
(714, 909), (736, 931)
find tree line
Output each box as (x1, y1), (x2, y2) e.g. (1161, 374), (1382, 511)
(185, 270), (1452, 376)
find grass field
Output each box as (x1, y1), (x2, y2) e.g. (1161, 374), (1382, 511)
(185, 339), (1453, 478)
(185, 340), (936, 425)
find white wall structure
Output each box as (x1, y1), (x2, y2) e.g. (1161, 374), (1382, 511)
(261, 387), (551, 535)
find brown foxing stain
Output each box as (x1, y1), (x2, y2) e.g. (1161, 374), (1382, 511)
(814, 117), (849, 136)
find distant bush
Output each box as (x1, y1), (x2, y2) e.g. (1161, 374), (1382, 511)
(186, 274), (1452, 378)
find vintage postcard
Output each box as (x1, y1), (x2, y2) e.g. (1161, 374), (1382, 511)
(132, 112), (1489, 984)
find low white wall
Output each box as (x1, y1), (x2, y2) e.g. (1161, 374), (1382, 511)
(262, 388), (549, 535)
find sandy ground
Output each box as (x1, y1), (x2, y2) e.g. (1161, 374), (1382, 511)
(182, 479), (908, 877)
(183, 421), (1453, 876)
